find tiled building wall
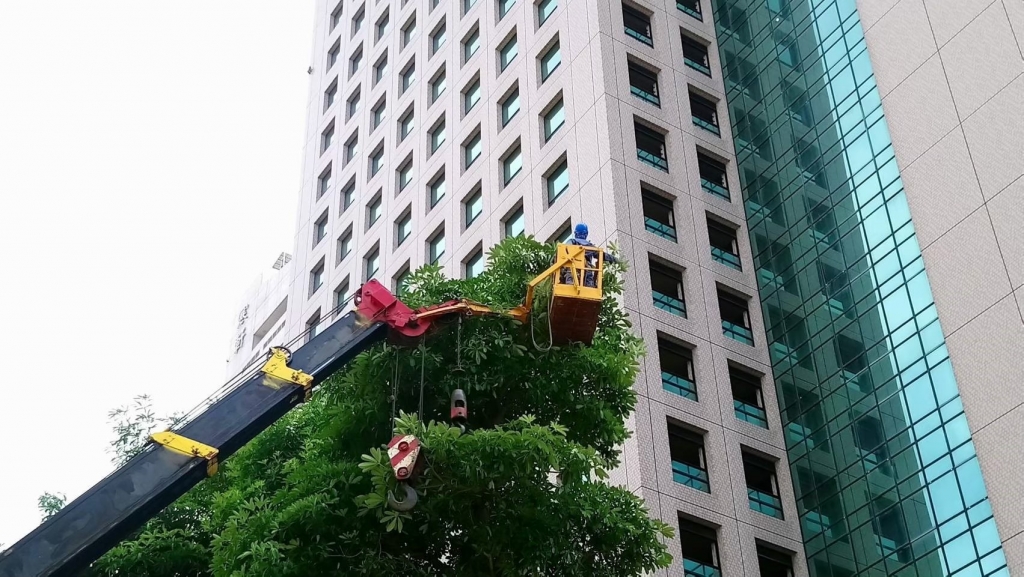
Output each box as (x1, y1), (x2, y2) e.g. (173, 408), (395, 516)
(281, 0), (808, 574)
(858, 0), (1024, 571)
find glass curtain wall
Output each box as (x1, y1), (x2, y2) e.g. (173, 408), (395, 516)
(711, 0), (1008, 575)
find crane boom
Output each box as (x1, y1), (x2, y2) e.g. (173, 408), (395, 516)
(0, 312), (388, 577)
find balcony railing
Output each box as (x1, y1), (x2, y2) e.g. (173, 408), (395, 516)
(625, 27), (654, 47)
(631, 86), (660, 106)
(771, 341), (796, 365)
(645, 217), (677, 241)
(711, 247), (741, 270)
(692, 116), (720, 135)
(826, 297), (846, 316)
(701, 178), (730, 200)
(748, 488), (784, 518)
(654, 291), (686, 316)
(677, 1), (703, 21)
(684, 559), (720, 577)
(685, 57), (712, 76)
(734, 400), (768, 428)
(722, 320), (754, 345)
(672, 459), (710, 492)
(662, 372), (697, 401)
(638, 149), (669, 171)
(758, 268), (784, 290)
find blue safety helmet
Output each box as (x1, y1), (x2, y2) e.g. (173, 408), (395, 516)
(573, 223), (589, 240)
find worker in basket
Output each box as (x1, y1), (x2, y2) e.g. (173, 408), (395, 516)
(562, 223), (616, 288)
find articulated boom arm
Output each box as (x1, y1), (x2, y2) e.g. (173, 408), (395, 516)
(0, 282), (452, 577)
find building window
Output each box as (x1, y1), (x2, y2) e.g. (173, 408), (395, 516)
(310, 260), (325, 296)
(854, 415), (892, 475)
(731, 366), (767, 428)
(463, 27), (481, 62)
(429, 171), (445, 207)
(318, 164), (333, 199)
(401, 61), (416, 92)
(743, 451), (783, 518)
(375, 10), (390, 41)
(464, 189), (483, 227)
(341, 181), (356, 212)
(365, 246), (380, 280)
(499, 0), (516, 18)
(430, 118), (446, 152)
(677, 0), (702, 20)
(321, 122), (335, 154)
(399, 108), (415, 141)
(628, 61), (660, 106)
(718, 289), (753, 345)
(641, 188), (675, 241)
(870, 499), (911, 562)
(333, 279), (350, 315)
(658, 335), (695, 400)
(503, 144), (523, 185)
(402, 16), (416, 46)
(757, 544), (794, 577)
(351, 6), (365, 35)
(305, 309), (322, 343)
(337, 229), (352, 262)
(429, 229), (445, 264)
(551, 221), (573, 243)
(465, 248), (484, 278)
(396, 212), (412, 245)
(499, 33), (519, 71)
(314, 211), (329, 246)
(373, 55), (388, 84)
(669, 423), (708, 491)
(430, 68), (447, 101)
(698, 152), (729, 199)
(678, 518), (720, 577)
(431, 22), (447, 54)
(776, 34), (800, 69)
(768, 0), (791, 17)
(398, 158), (413, 191)
(543, 98), (566, 141)
(464, 131), (482, 168)
(324, 79), (338, 111)
(330, 2), (343, 31)
(464, 0), (478, 14)
(650, 258), (685, 316)
(344, 134), (358, 163)
(635, 122), (668, 171)
(367, 193), (382, 227)
(349, 45), (363, 76)
(504, 205), (525, 238)
(371, 98), (387, 129)
(394, 264), (410, 294)
(717, 2), (750, 41)
(369, 146), (384, 177)
(539, 41), (561, 81)
(681, 34), (711, 76)
(463, 78), (481, 113)
(537, 0), (557, 25)
(708, 217), (741, 270)
(622, 4), (653, 46)
(347, 89), (361, 119)
(328, 40), (341, 68)
(546, 159), (569, 205)
(724, 52), (761, 99)
(689, 90), (719, 135)
(501, 87), (521, 126)
(735, 109), (772, 159)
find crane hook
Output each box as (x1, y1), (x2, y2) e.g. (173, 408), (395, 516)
(387, 483), (419, 512)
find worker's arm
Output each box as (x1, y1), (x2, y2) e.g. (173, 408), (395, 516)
(0, 312), (389, 577)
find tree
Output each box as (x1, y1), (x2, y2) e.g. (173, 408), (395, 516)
(37, 492), (66, 522)
(88, 237), (673, 576)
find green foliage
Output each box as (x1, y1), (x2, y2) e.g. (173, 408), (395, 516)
(88, 236), (673, 576)
(37, 492), (66, 522)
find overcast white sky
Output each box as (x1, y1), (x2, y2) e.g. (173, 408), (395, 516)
(0, 2), (315, 546)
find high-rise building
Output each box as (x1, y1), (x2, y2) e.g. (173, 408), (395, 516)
(230, 0), (1022, 574)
